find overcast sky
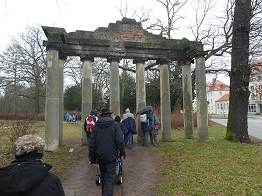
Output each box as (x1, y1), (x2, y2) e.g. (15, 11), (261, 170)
(0, 0), (229, 84)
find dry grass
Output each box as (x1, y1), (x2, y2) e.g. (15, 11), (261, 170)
(0, 121), (86, 181)
(171, 111), (197, 129)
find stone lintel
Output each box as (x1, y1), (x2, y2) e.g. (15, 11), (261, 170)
(43, 41), (62, 51)
(42, 19), (205, 61)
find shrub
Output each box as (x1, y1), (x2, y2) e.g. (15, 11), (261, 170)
(8, 121), (37, 144)
(171, 111), (198, 129)
(0, 113), (44, 121)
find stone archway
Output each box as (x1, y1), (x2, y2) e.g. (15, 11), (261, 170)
(42, 18), (208, 150)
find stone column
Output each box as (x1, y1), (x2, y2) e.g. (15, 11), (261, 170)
(81, 56), (94, 145)
(181, 61), (193, 139)
(256, 103), (261, 114)
(195, 56), (208, 140)
(58, 54), (66, 146)
(135, 59), (146, 112)
(160, 62), (172, 141)
(135, 59), (146, 142)
(45, 49), (60, 151)
(109, 58), (120, 116)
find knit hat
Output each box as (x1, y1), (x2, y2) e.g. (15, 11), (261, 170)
(125, 108), (130, 113)
(13, 134), (46, 156)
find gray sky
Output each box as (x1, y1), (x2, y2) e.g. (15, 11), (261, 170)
(0, 0), (229, 84)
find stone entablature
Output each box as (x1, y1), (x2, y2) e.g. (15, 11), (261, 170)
(42, 18), (203, 62)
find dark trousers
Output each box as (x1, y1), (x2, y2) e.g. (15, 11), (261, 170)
(99, 161), (116, 196)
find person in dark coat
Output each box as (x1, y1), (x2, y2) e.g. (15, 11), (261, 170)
(0, 134), (65, 196)
(122, 108), (136, 148)
(140, 108), (154, 146)
(89, 108), (125, 196)
(114, 115), (128, 136)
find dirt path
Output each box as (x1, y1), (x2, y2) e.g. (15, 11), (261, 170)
(63, 145), (161, 196)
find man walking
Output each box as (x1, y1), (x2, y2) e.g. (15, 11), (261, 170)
(89, 108), (125, 196)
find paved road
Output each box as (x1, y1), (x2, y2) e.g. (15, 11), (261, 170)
(212, 117), (262, 139)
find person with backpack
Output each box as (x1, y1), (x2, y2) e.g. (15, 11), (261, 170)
(122, 108), (136, 148)
(89, 108), (125, 196)
(150, 113), (160, 145)
(140, 108), (154, 146)
(83, 111), (98, 144)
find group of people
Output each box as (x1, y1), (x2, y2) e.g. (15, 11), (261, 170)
(84, 107), (160, 195)
(0, 107), (160, 196)
(65, 111), (81, 123)
(139, 107), (160, 146)
(83, 107), (160, 149)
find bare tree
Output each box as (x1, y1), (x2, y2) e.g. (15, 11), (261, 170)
(64, 57), (82, 86)
(155, 0), (189, 38)
(0, 27), (47, 113)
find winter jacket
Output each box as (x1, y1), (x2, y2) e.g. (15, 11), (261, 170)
(122, 117), (136, 134)
(0, 159), (64, 196)
(89, 117), (125, 163)
(115, 121), (129, 135)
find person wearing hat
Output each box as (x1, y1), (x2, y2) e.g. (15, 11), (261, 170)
(0, 134), (65, 196)
(89, 108), (125, 196)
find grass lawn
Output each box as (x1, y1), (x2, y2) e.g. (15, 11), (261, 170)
(0, 122), (87, 180)
(156, 123), (262, 196)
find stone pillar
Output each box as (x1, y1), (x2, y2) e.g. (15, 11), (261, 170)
(45, 49), (60, 151)
(58, 54), (66, 146)
(135, 59), (146, 142)
(109, 58), (120, 116)
(81, 56), (94, 145)
(160, 62), (172, 141)
(195, 56), (208, 140)
(135, 59), (146, 112)
(256, 103), (261, 114)
(181, 61), (193, 139)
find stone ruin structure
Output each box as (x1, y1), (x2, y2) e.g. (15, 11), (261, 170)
(42, 18), (208, 150)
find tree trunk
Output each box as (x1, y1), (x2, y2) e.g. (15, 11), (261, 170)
(34, 78), (41, 114)
(226, 0), (251, 143)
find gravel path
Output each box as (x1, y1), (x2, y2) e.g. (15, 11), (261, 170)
(63, 145), (161, 196)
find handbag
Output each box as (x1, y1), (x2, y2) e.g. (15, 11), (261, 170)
(132, 129), (137, 134)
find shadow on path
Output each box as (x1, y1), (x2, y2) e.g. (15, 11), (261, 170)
(63, 145), (161, 196)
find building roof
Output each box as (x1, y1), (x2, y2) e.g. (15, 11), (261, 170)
(251, 60), (262, 73)
(208, 79), (229, 91)
(216, 93), (229, 102)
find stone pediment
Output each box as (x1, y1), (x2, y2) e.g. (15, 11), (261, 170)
(42, 18), (203, 61)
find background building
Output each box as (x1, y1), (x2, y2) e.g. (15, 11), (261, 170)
(249, 62), (262, 114)
(215, 93), (229, 116)
(207, 79), (229, 114)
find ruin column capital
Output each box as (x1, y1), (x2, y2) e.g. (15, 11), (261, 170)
(177, 59), (192, 66)
(59, 52), (67, 61)
(107, 57), (120, 63)
(156, 59), (169, 65)
(80, 55), (94, 62)
(133, 58), (147, 64)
